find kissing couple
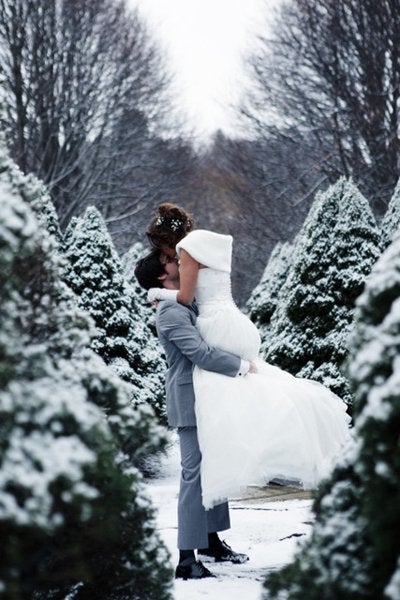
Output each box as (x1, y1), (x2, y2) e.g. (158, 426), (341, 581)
(135, 202), (351, 580)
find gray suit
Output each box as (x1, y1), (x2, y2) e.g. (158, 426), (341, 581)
(156, 300), (241, 549)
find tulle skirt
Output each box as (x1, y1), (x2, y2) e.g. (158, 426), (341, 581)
(193, 304), (352, 509)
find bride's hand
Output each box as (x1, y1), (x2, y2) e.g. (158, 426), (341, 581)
(147, 287), (179, 303)
(147, 287), (162, 302)
(249, 361), (257, 374)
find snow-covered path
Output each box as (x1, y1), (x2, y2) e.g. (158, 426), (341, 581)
(146, 438), (314, 600)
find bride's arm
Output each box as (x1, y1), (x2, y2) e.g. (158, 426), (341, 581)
(176, 249), (199, 305)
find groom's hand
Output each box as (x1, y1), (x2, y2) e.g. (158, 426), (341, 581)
(249, 362), (257, 374)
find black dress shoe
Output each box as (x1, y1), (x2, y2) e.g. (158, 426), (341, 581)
(175, 559), (216, 580)
(198, 540), (249, 564)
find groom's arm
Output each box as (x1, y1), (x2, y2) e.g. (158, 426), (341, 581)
(157, 301), (243, 377)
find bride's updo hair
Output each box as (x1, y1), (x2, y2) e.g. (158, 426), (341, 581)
(146, 202), (194, 250)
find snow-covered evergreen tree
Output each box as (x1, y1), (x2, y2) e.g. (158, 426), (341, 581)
(62, 214), (79, 251)
(246, 241), (293, 325)
(347, 230), (400, 598)
(0, 161), (172, 599)
(122, 241), (146, 282)
(246, 241), (293, 354)
(0, 141), (62, 242)
(265, 179), (381, 406)
(264, 229), (400, 600)
(381, 178), (400, 248)
(122, 240), (159, 336)
(63, 208), (167, 423)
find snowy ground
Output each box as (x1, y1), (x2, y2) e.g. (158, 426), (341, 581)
(146, 437), (314, 600)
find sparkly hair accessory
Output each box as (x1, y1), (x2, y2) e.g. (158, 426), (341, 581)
(170, 218), (184, 231)
(155, 216), (186, 232)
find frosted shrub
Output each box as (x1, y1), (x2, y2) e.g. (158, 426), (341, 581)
(381, 178), (400, 248)
(77, 348), (167, 467)
(122, 241), (159, 335)
(246, 241), (293, 325)
(0, 167), (172, 598)
(264, 229), (400, 599)
(0, 143), (62, 242)
(122, 241), (146, 282)
(63, 207), (167, 423)
(347, 231), (400, 597)
(246, 241), (293, 354)
(265, 179), (381, 406)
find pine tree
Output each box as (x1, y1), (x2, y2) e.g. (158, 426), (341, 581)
(122, 241), (146, 283)
(265, 178), (381, 406)
(63, 208), (167, 423)
(347, 231), (400, 597)
(246, 241), (294, 355)
(62, 215), (79, 252)
(264, 229), (400, 600)
(122, 241), (160, 337)
(0, 159), (172, 599)
(246, 241), (293, 326)
(0, 142), (62, 242)
(381, 178), (400, 249)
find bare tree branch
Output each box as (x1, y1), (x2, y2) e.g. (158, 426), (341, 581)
(241, 0), (400, 212)
(0, 0), (181, 230)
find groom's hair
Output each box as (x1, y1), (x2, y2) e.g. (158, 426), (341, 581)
(134, 250), (165, 290)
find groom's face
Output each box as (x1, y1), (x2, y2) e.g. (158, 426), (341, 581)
(158, 253), (179, 290)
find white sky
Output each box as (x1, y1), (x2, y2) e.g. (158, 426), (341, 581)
(131, 0), (280, 139)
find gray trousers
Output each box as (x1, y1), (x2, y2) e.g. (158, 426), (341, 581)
(177, 426), (230, 550)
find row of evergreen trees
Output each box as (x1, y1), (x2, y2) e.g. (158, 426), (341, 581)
(246, 179), (400, 599)
(3, 127), (398, 597)
(247, 178), (400, 408)
(0, 143), (172, 598)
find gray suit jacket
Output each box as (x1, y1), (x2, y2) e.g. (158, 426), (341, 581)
(156, 300), (241, 427)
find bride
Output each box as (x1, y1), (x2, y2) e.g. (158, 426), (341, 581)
(145, 203), (352, 509)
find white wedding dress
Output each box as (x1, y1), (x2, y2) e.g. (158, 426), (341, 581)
(176, 230), (352, 509)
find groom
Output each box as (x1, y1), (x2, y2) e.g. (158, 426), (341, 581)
(135, 250), (251, 580)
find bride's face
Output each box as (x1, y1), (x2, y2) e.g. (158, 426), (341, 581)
(161, 245), (176, 258)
